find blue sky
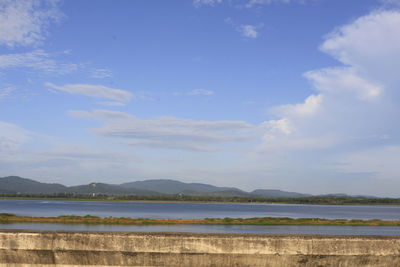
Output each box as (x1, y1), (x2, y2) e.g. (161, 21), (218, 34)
(1, 0), (400, 196)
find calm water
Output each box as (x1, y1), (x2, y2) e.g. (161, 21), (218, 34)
(1, 199), (399, 220)
(1, 223), (400, 236)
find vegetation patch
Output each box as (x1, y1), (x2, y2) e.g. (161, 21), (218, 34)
(0, 213), (16, 217)
(0, 214), (399, 227)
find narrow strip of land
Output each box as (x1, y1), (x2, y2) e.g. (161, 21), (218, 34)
(1, 213), (399, 226)
(1, 195), (400, 205)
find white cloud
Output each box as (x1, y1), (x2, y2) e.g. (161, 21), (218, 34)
(304, 69), (383, 100)
(0, 0), (62, 47)
(271, 94), (324, 117)
(259, 10), (400, 185)
(45, 82), (133, 103)
(0, 50), (79, 74)
(69, 109), (254, 151)
(262, 119), (292, 136)
(321, 10), (400, 84)
(238, 25), (259, 39)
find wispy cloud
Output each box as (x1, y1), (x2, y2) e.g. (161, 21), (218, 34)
(379, 0), (400, 5)
(246, 0), (304, 7)
(0, 0), (63, 47)
(187, 89), (215, 96)
(0, 50), (80, 74)
(0, 87), (13, 100)
(45, 82), (133, 103)
(69, 109), (254, 151)
(238, 25), (259, 39)
(194, 0), (307, 7)
(225, 18), (262, 39)
(0, 121), (30, 152)
(0, 119), (143, 185)
(175, 89), (215, 96)
(193, 0), (225, 7)
(97, 101), (126, 107)
(90, 68), (113, 79)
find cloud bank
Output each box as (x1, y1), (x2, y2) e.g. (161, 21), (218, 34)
(259, 10), (400, 190)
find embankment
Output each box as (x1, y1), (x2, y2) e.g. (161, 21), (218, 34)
(0, 230), (399, 266)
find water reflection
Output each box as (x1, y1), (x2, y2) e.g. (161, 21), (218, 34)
(1, 199), (399, 220)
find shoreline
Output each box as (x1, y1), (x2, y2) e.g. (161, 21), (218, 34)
(1, 196), (400, 206)
(1, 214), (400, 227)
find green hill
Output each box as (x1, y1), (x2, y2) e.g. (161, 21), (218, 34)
(0, 176), (69, 194)
(121, 179), (241, 195)
(0, 176), (313, 198)
(69, 183), (158, 195)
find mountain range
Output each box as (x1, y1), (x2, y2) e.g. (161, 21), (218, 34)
(0, 176), (360, 198)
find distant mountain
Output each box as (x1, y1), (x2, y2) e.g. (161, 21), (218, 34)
(318, 193), (349, 197)
(0, 188), (16, 194)
(251, 189), (311, 198)
(121, 179), (241, 195)
(0, 176), (317, 198)
(0, 176), (69, 194)
(317, 193), (378, 198)
(179, 189), (251, 197)
(69, 183), (158, 195)
(0, 177), (162, 196)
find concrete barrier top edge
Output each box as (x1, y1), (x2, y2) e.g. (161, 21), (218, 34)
(0, 229), (399, 239)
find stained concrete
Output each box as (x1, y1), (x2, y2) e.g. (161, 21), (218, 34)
(0, 230), (399, 266)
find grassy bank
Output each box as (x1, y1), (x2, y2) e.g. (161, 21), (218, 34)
(0, 213), (399, 226)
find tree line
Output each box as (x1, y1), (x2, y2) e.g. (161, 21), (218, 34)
(0, 193), (399, 205)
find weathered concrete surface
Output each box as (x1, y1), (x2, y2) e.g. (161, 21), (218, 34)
(0, 230), (399, 266)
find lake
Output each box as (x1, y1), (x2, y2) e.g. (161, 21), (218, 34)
(1, 199), (399, 220)
(1, 223), (400, 236)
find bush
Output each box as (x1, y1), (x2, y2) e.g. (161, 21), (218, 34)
(223, 217), (233, 223)
(0, 213), (15, 217)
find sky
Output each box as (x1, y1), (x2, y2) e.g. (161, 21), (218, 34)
(1, 0), (400, 196)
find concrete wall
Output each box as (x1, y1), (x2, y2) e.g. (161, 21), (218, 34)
(0, 230), (399, 266)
